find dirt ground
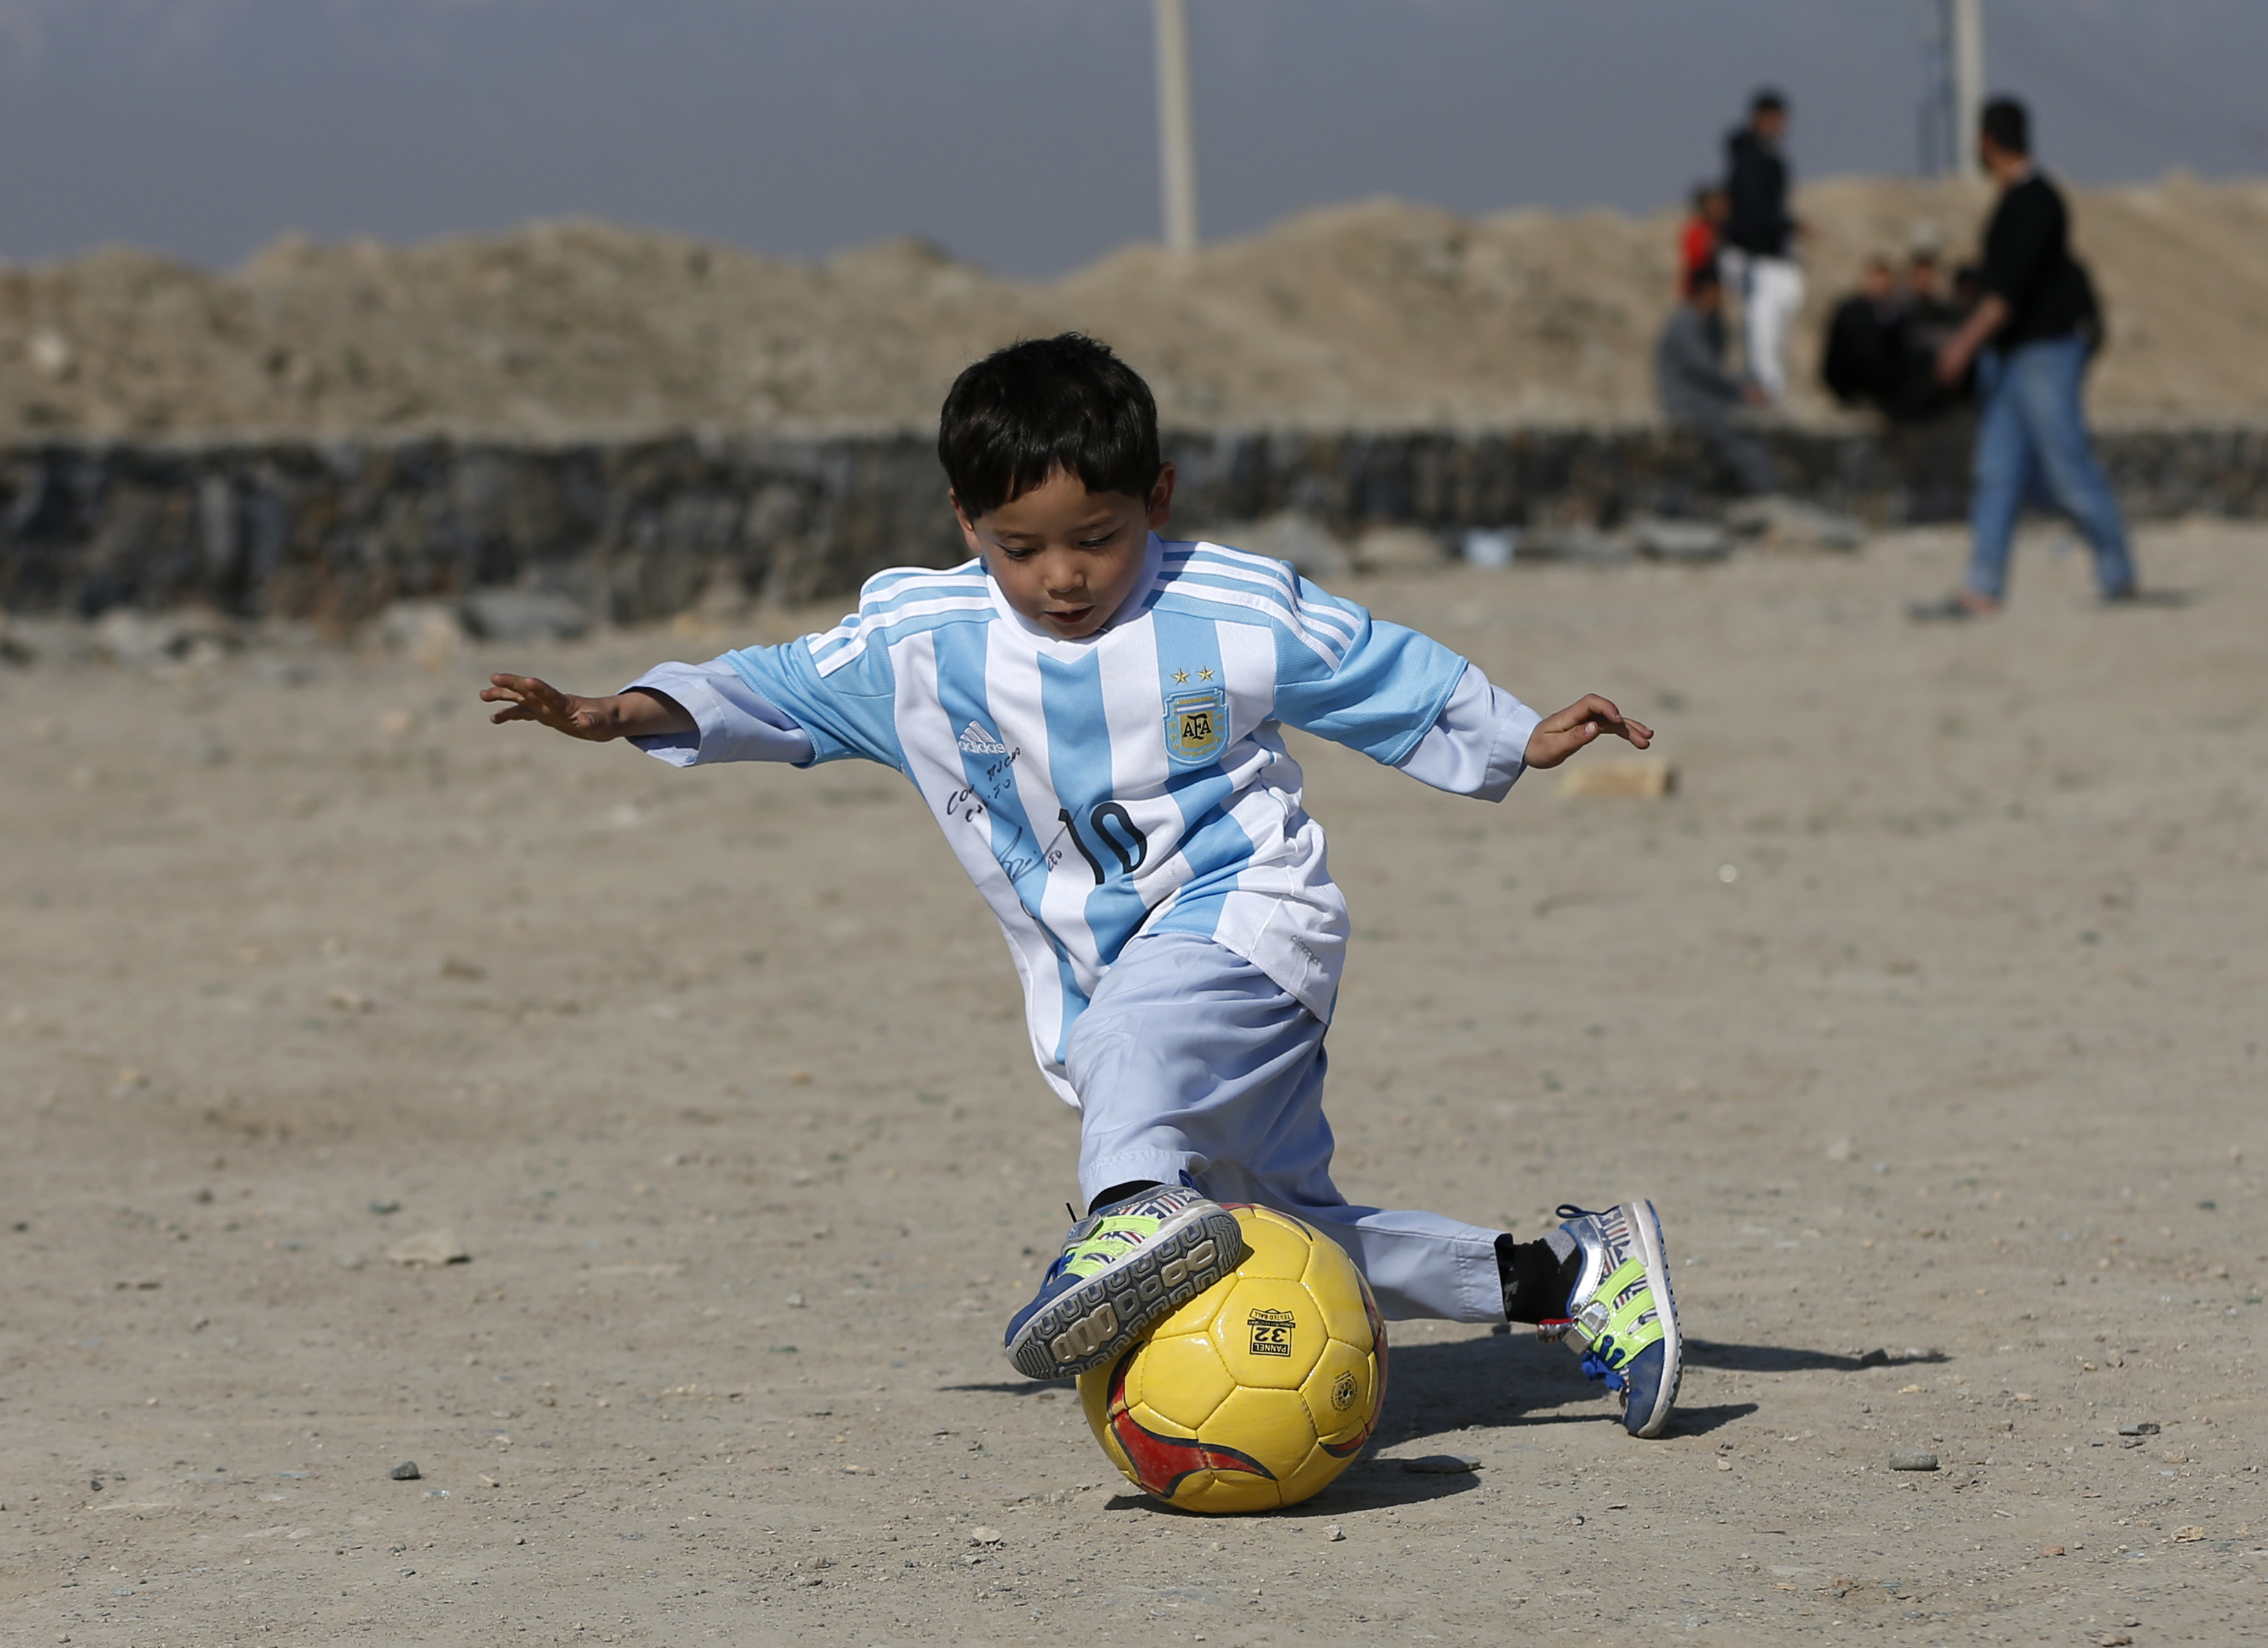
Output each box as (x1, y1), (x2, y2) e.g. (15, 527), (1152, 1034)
(1, 520), (2264, 1647)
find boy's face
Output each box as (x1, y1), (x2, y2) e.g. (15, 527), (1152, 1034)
(955, 464), (1175, 641)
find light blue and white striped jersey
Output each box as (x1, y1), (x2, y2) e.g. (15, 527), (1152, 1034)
(628, 533), (1541, 1105)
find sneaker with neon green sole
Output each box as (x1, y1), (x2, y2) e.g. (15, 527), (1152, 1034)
(1005, 1185), (1245, 1380)
(1537, 1199), (1683, 1438)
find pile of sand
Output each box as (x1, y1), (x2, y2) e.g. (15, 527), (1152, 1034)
(2, 173), (2263, 443)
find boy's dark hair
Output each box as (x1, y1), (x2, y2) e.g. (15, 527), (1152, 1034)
(939, 333), (1162, 519)
(1687, 262), (1722, 298)
(1750, 87), (1786, 116)
(1981, 95), (2030, 157)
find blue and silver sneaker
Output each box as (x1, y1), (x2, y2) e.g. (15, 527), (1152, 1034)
(1005, 1184), (1245, 1380)
(1536, 1199), (1683, 1438)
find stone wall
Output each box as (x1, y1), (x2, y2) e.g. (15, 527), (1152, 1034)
(3, 424), (2263, 625)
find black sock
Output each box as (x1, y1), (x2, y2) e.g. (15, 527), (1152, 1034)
(1087, 1180), (1160, 1217)
(1497, 1234), (1585, 1324)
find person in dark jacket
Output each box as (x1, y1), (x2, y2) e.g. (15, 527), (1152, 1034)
(1880, 250), (1970, 422)
(1656, 264), (1778, 494)
(1922, 97), (2136, 615)
(1872, 250), (1983, 521)
(1719, 89), (1805, 402)
(1905, 251), (1964, 333)
(1822, 257), (1901, 411)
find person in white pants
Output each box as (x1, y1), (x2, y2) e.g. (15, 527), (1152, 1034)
(1724, 249), (1805, 403)
(1721, 88), (1805, 402)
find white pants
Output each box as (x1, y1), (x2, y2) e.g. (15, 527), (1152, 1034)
(1722, 249), (1805, 403)
(1066, 932), (1506, 1323)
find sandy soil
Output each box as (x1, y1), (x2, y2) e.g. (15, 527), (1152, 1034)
(4, 175), (2267, 443)
(1, 521), (2264, 1647)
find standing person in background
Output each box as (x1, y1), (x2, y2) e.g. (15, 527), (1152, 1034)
(1904, 250), (1962, 334)
(1887, 249), (1970, 422)
(1678, 183), (1728, 296)
(1919, 97), (2136, 617)
(1720, 89), (1804, 403)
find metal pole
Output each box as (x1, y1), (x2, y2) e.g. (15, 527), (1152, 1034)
(1919, 0), (1950, 175)
(1154, 0), (1199, 254)
(1950, 0), (1985, 181)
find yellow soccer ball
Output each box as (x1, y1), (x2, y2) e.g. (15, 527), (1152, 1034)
(1076, 1204), (1387, 1514)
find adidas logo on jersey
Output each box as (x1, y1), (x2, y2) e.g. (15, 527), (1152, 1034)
(958, 722), (1010, 755)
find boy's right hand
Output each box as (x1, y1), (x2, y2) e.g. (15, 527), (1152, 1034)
(481, 675), (692, 741)
(482, 673), (616, 739)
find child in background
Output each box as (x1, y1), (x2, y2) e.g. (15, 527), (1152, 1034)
(482, 334), (1686, 1438)
(1680, 183), (1729, 296)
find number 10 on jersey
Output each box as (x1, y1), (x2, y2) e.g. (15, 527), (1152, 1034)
(1058, 803), (1148, 885)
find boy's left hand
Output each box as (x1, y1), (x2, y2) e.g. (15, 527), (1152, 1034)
(1523, 695), (1653, 769)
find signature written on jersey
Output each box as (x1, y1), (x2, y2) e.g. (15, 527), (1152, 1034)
(942, 744), (1071, 884)
(944, 745), (1023, 830)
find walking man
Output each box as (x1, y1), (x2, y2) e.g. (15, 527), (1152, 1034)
(1926, 97), (2136, 615)
(1720, 89), (1803, 403)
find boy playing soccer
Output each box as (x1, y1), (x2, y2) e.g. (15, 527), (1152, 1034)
(483, 335), (1685, 1438)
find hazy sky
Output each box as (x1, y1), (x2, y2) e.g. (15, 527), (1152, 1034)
(0, 0), (2260, 276)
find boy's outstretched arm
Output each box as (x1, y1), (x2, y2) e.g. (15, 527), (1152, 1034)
(481, 674), (695, 741)
(1522, 695), (1652, 769)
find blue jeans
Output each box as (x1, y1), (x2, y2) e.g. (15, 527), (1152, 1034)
(1967, 334), (2135, 600)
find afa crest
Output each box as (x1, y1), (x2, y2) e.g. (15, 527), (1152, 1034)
(1165, 686), (1227, 765)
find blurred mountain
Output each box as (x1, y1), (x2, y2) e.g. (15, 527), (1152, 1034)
(3, 174), (2264, 442)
